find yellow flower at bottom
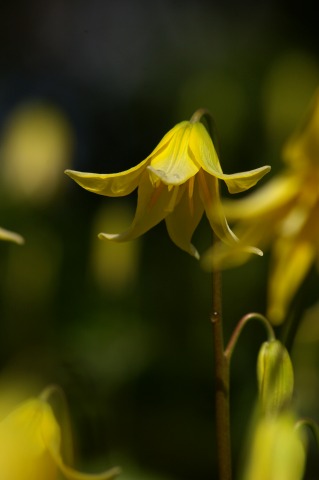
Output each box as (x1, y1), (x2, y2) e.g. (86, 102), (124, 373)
(0, 391), (120, 480)
(65, 111), (270, 260)
(243, 413), (306, 480)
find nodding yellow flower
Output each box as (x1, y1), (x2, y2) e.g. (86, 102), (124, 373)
(0, 388), (120, 480)
(204, 88), (319, 324)
(65, 110), (270, 260)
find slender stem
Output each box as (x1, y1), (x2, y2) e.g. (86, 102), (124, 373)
(225, 313), (276, 363)
(211, 254), (232, 480)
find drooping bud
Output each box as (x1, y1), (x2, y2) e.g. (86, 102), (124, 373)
(257, 339), (294, 414)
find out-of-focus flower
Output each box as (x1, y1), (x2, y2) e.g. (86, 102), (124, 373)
(65, 111), (270, 260)
(0, 101), (74, 204)
(257, 340), (294, 414)
(243, 413), (306, 480)
(204, 88), (319, 324)
(0, 226), (24, 245)
(0, 387), (120, 480)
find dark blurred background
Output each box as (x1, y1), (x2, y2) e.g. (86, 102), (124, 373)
(0, 1), (319, 479)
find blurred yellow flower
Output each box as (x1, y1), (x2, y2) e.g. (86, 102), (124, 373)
(0, 101), (74, 204)
(205, 88), (319, 324)
(0, 388), (120, 480)
(243, 413), (306, 480)
(65, 111), (270, 259)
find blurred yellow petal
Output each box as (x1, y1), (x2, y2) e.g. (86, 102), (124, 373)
(223, 173), (301, 220)
(165, 176), (204, 259)
(283, 87), (319, 166)
(268, 239), (315, 324)
(1, 102), (74, 203)
(0, 389), (120, 480)
(90, 203), (140, 294)
(49, 444), (120, 480)
(0, 227), (24, 245)
(65, 158), (148, 197)
(243, 413), (306, 480)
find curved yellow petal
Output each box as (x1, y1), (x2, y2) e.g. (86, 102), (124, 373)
(198, 170), (263, 269)
(148, 121), (199, 186)
(98, 172), (181, 242)
(198, 170), (239, 246)
(189, 122), (271, 193)
(165, 177), (204, 259)
(221, 165), (271, 194)
(146, 120), (184, 161)
(64, 158), (149, 197)
(267, 238), (315, 324)
(188, 121), (223, 172)
(202, 239), (263, 271)
(0, 227), (24, 245)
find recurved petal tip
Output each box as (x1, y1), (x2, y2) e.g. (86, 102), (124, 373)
(98, 232), (120, 241)
(201, 242), (264, 271)
(224, 165), (271, 194)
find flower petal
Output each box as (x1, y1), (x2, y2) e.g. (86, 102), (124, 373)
(268, 238), (315, 324)
(221, 165), (271, 194)
(65, 158), (149, 197)
(98, 172), (179, 242)
(165, 177), (204, 259)
(189, 122), (271, 193)
(198, 170), (263, 269)
(0, 227), (24, 245)
(198, 170), (239, 246)
(148, 121), (199, 185)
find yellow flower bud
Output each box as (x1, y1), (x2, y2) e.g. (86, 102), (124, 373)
(257, 340), (294, 414)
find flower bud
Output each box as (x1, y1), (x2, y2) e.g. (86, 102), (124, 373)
(257, 339), (294, 414)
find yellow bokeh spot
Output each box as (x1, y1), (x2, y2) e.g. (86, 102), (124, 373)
(90, 202), (140, 294)
(0, 101), (75, 203)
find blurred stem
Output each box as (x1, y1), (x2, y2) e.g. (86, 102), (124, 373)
(225, 313), (275, 363)
(211, 234), (232, 480)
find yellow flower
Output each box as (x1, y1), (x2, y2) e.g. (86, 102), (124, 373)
(0, 388), (120, 480)
(243, 413), (306, 480)
(204, 89), (319, 324)
(65, 111), (270, 260)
